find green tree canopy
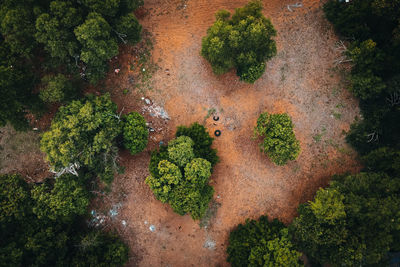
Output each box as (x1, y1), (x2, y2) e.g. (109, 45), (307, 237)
(122, 111), (148, 155)
(74, 12), (119, 83)
(290, 172), (400, 266)
(40, 93), (122, 183)
(227, 215), (303, 267)
(35, 0), (83, 62)
(31, 174), (89, 222)
(39, 74), (75, 103)
(146, 126), (217, 220)
(254, 112), (300, 165)
(201, 0), (277, 83)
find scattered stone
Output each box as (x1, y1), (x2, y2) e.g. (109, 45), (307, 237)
(122, 220), (127, 227)
(145, 98), (151, 105)
(203, 239), (216, 250)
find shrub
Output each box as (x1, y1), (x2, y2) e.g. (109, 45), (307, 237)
(201, 0), (277, 83)
(254, 112), (300, 165)
(122, 112), (148, 155)
(227, 215), (303, 267)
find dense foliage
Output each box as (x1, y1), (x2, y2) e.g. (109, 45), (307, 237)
(290, 172), (400, 266)
(227, 215), (303, 267)
(146, 123), (217, 220)
(201, 0), (277, 83)
(39, 74), (76, 103)
(323, 0), (400, 159)
(254, 112), (300, 165)
(40, 94), (122, 184)
(0, 0), (143, 130)
(0, 174), (129, 267)
(122, 112), (148, 155)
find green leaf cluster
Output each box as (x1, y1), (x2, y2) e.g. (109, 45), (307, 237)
(40, 93), (121, 183)
(227, 215), (303, 267)
(147, 124), (217, 220)
(201, 0), (277, 83)
(0, 173), (128, 267)
(122, 111), (148, 155)
(290, 172), (400, 266)
(254, 112), (300, 165)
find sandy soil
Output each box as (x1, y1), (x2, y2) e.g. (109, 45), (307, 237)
(96, 0), (362, 266)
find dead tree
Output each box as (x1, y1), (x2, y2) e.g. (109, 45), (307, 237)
(287, 2), (302, 12)
(366, 132), (379, 143)
(387, 91), (400, 106)
(334, 40), (353, 66)
(51, 162), (80, 178)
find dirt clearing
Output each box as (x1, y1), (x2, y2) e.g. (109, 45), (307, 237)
(92, 0), (361, 266)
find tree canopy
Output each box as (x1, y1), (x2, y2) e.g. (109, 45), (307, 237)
(146, 123), (217, 220)
(201, 0), (277, 83)
(254, 112), (300, 165)
(227, 215), (303, 267)
(290, 172), (400, 266)
(40, 93), (122, 183)
(0, 173), (129, 267)
(122, 111), (148, 155)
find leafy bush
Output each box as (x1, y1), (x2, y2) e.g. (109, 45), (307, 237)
(201, 0), (277, 83)
(122, 111), (148, 155)
(39, 74), (75, 103)
(227, 215), (303, 267)
(40, 93), (122, 183)
(254, 112), (300, 165)
(147, 125), (217, 220)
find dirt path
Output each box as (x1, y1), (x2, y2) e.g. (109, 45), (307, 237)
(101, 0), (361, 266)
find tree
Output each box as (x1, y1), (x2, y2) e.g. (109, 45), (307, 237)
(362, 147), (400, 175)
(167, 135), (195, 167)
(112, 13), (142, 45)
(122, 111), (148, 155)
(0, 174), (31, 224)
(254, 112), (300, 165)
(40, 93), (122, 183)
(201, 0), (277, 83)
(74, 12), (119, 83)
(175, 122), (219, 168)
(0, 5), (36, 58)
(146, 128), (217, 220)
(0, 173), (129, 267)
(35, 0), (83, 62)
(290, 172), (400, 266)
(31, 174), (89, 222)
(39, 74), (75, 103)
(227, 215), (303, 267)
(72, 232), (129, 267)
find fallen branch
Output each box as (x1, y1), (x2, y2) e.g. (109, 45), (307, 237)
(287, 3), (302, 12)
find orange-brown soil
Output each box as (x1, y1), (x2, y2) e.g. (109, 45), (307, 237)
(97, 0), (362, 266)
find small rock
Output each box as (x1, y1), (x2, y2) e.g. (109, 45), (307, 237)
(144, 220), (148, 225)
(122, 220), (127, 227)
(149, 225), (156, 232)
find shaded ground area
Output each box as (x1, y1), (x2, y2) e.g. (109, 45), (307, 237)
(98, 0), (361, 266)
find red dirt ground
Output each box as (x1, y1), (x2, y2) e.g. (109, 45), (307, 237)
(96, 0), (362, 266)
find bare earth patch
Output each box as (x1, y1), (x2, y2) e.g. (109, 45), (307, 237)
(88, 0), (362, 266)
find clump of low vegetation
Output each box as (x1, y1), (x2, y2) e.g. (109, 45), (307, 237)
(39, 74), (76, 104)
(227, 215), (303, 267)
(146, 123), (218, 220)
(201, 0), (277, 83)
(254, 112), (300, 165)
